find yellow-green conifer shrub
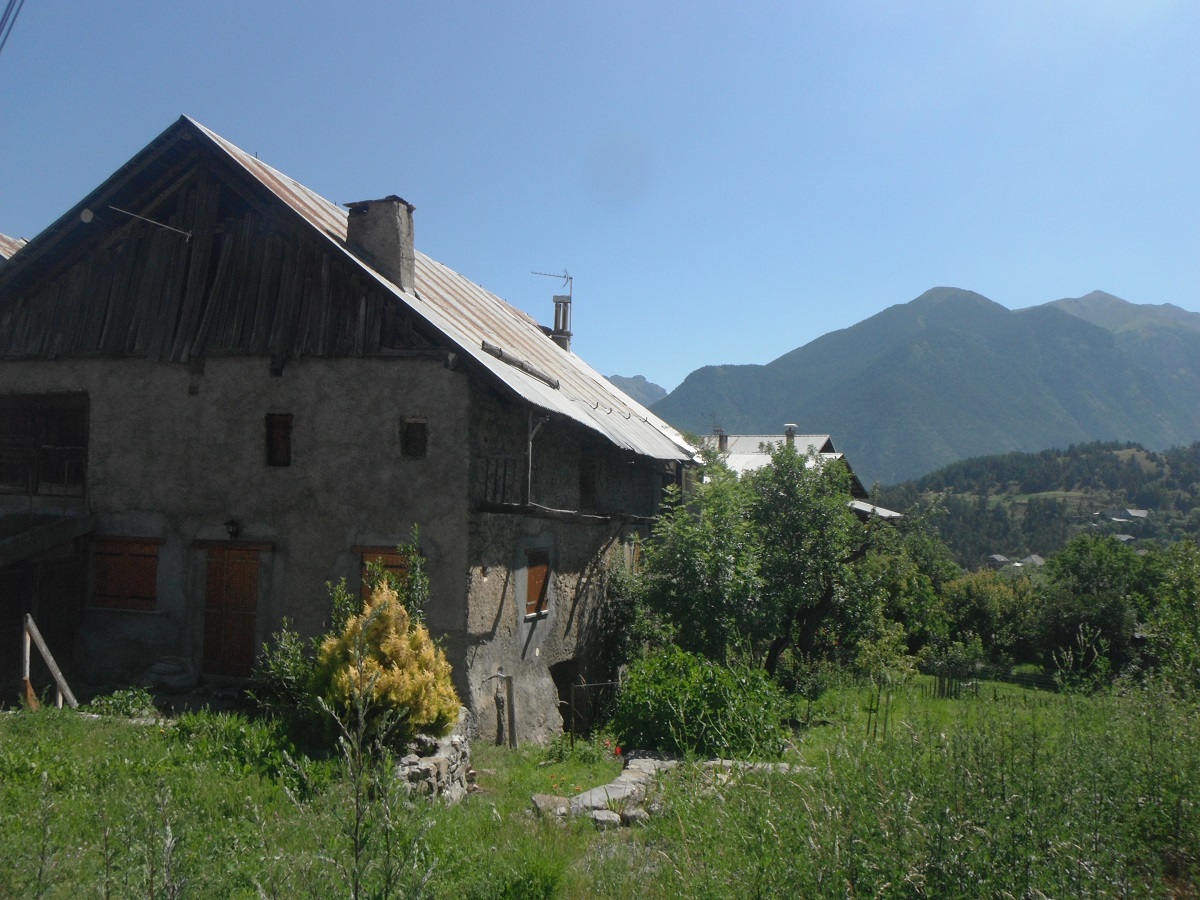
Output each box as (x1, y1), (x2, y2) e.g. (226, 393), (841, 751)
(315, 582), (460, 745)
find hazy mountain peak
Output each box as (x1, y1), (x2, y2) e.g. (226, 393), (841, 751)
(606, 374), (667, 406)
(1046, 292), (1200, 335)
(652, 286), (1200, 485)
(911, 286), (997, 307)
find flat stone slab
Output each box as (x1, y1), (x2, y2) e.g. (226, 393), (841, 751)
(588, 809), (622, 829)
(570, 778), (645, 813)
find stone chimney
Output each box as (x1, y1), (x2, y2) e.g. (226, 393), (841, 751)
(345, 196), (416, 293)
(550, 295), (572, 351)
(714, 426), (728, 453)
(784, 423), (797, 448)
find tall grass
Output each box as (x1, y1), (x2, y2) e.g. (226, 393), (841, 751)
(606, 679), (1199, 898)
(1, 680), (1195, 897)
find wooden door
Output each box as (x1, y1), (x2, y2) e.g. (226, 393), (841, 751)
(203, 546), (260, 677)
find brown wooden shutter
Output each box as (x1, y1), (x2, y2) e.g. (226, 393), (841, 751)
(92, 539), (160, 610)
(356, 548), (410, 600)
(525, 549), (550, 617)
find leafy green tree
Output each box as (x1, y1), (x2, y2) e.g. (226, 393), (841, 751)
(1147, 541), (1200, 696)
(940, 568), (1039, 666)
(639, 459), (761, 660)
(748, 446), (869, 674)
(1038, 534), (1159, 675)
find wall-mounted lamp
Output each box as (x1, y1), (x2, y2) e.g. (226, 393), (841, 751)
(224, 519), (241, 539)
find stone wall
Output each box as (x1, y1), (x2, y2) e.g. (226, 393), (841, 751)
(395, 709), (473, 803)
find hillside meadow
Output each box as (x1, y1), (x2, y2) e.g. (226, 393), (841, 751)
(3, 676), (1197, 898)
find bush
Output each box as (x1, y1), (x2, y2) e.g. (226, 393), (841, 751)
(612, 646), (787, 759)
(84, 686), (157, 718)
(313, 581), (460, 749)
(249, 617), (321, 740)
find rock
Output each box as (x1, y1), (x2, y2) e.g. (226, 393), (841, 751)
(589, 809), (622, 830)
(531, 793), (570, 818)
(621, 807), (650, 827)
(144, 657), (198, 692)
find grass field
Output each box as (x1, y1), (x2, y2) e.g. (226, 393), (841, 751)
(2, 677), (1196, 898)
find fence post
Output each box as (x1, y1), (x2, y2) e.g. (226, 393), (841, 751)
(22, 614), (78, 710)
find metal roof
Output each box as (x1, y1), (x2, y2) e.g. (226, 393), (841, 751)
(699, 431), (883, 505)
(701, 433), (837, 477)
(187, 118), (695, 463)
(0, 233), (26, 261)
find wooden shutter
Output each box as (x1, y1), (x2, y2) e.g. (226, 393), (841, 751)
(525, 549), (550, 617)
(357, 548), (410, 600)
(92, 539), (160, 610)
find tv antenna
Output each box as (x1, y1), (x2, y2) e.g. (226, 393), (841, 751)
(532, 269), (572, 298)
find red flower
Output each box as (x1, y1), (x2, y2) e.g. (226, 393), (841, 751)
(614, 746), (622, 756)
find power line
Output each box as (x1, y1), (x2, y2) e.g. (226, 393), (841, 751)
(0, 0), (26, 59)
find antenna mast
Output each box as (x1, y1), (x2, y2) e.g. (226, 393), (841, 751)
(533, 270), (574, 351)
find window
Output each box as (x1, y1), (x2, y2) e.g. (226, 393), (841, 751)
(265, 414), (293, 467)
(355, 546), (411, 600)
(401, 418), (427, 459)
(0, 393), (88, 496)
(525, 548), (550, 618)
(92, 538), (161, 610)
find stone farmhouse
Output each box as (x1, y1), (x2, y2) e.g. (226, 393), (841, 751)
(0, 116), (695, 742)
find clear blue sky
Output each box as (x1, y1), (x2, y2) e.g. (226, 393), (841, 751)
(3, 2), (1198, 391)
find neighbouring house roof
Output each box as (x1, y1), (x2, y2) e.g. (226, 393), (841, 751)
(700, 430), (903, 520)
(1021, 554), (1046, 567)
(0, 117), (695, 464)
(848, 499), (904, 521)
(704, 433), (838, 478)
(0, 233), (25, 262)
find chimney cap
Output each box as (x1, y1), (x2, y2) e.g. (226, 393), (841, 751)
(345, 195), (415, 212)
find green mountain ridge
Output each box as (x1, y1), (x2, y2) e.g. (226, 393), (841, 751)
(651, 288), (1200, 484)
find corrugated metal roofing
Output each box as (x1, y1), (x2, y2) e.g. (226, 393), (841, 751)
(701, 433), (837, 477)
(699, 431), (886, 509)
(187, 118), (694, 463)
(0, 233), (26, 261)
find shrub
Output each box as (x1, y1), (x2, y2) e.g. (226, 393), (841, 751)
(85, 686), (157, 718)
(249, 617), (322, 740)
(313, 581), (460, 748)
(612, 646), (787, 758)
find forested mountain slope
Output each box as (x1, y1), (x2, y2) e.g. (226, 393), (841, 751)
(875, 440), (1200, 568)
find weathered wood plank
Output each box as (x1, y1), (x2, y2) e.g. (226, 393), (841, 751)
(174, 176), (220, 361)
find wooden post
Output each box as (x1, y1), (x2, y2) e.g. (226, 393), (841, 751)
(22, 623), (39, 710)
(22, 614), (78, 709)
(505, 674), (517, 749)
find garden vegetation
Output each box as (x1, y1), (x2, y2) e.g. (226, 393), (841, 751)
(3, 446), (1199, 895)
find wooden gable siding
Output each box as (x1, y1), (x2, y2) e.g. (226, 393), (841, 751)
(0, 165), (437, 363)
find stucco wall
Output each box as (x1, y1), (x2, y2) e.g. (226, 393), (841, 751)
(463, 387), (644, 744)
(0, 354), (471, 683)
